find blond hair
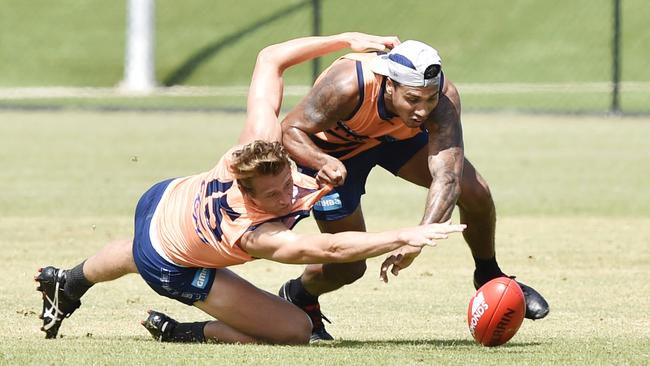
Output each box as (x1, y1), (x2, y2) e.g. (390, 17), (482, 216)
(230, 140), (290, 194)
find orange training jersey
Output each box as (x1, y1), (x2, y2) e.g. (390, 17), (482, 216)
(310, 52), (445, 160)
(153, 146), (330, 268)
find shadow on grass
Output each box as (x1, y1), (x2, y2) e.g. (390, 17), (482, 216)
(163, 0), (311, 86)
(73, 337), (480, 347)
(310, 338), (542, 349)
(55, 335), (541, 350)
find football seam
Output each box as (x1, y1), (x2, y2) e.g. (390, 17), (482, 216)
(479, 278), (512, 346)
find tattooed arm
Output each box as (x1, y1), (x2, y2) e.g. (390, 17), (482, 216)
(420, 79), (464, 224)
(281, 59), (360, 186)
(379, 80), (464, 283)
(240, 33), (399, 144)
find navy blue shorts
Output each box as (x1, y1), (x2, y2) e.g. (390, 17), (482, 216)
(301, 132), (428, 221)
(132, 179), (216, 306)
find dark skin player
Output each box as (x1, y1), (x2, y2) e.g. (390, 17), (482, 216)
(282, 58), (488, 287)
(281, 53), (547, 338)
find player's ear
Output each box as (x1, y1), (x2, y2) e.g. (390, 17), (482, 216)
(386, 78), (394, 96)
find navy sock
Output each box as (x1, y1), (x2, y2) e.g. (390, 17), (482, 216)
(169, 321), (208, 343)
(285, 278), (318, 307)
(64, 261), (94, 301)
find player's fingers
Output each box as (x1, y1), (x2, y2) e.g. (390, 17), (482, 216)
(337, 171), (347, 185)
(427, 233), (448, 240)
(361, 42), (385, 51)
(333, 170), (347, 185)
(326, 172), (342, 186)
(432, 223), (466, 233)
(445, 224), (466, 233)
(334, 165), (347, 180)
(322, 165), (340, 178)
(379, 262), (390, 281)
(382, 36), (401, 48)
(315, 173), (329, 185)
(390, 252), (408, 275)
(380, 265), (389, 283)
(317, 169), (338, 186)
(380, 257), (396, 283)
(422, 239), (436, 247)
(373, 42), (389, 51)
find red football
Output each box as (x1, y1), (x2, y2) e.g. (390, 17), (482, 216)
(467, 277), (525, 347)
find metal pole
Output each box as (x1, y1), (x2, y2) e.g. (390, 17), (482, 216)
(611, 0), (622, 114)
(121, 0), (156, 93)
(312, 0), (321, 84)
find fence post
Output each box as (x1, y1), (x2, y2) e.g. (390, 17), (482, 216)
(611, 0), (622, 114)
(120, 0), (156, 93)
(312, 0), (322, 84)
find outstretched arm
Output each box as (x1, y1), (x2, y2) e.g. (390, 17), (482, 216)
(239, 32), (400, 144)
(421, 80), (464, 224)
(379, 81), (464, 283)
(239, 221), (464, 265)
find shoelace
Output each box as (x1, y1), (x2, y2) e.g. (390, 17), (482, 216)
(42, 276), (64, 330)
(305, 304), (331, 325)
(320, 312), (331, 324)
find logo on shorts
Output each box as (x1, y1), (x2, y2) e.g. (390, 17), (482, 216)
(314, 192), (343, 212)
(191, 268), (211, 289)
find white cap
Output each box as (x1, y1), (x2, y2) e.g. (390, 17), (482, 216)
(369, 40), (442, 87)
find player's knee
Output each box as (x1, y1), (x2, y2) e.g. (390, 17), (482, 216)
(274, 315), (311, 345)
(116, 239), (138, 273)
(346, 260), (367, 283)
(294, 315), (312, 344)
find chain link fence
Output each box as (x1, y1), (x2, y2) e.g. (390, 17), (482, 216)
(314, 0), (648, 114)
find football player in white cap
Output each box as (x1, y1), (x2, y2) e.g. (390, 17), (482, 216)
(279, 39), (549, 341)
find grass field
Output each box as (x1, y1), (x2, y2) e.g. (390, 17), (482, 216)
(1, 110), (648, 365)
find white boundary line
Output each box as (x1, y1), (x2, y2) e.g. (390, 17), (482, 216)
(0, 83), (649, 100)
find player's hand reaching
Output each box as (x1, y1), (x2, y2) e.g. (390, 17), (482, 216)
(316, 156), (347, 187)
(379, 222), (465, 283)
(342, 32), (401, 53)
(380, 245), (422, 283)
(396, 222), (465, 248)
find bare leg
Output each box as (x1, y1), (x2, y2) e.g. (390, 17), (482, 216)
(202, 321), (257, 344)
(194, 268), (311, 344)
(455, 159), (496, 259)
(83, 238), (138, 283)
(299, 205), (368, 296)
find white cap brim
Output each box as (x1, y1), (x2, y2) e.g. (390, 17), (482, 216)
(369, 54), (390, 77)
(369, 52), (441, 87)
